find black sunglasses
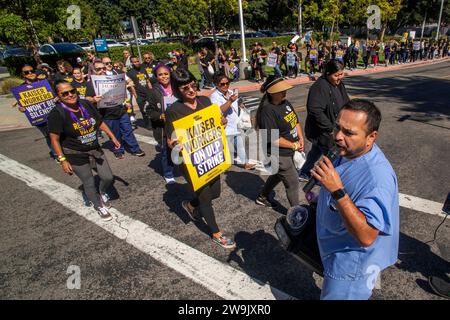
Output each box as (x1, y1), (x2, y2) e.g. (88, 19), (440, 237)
(95, 67), (107, 71)
(22, 70), (34, 75)
(60, 88), (77, 97)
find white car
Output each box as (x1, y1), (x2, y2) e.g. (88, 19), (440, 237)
(105, 39), (124, 47)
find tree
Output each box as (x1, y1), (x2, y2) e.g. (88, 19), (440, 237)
(372, 0), (403, 41)
(243, 0), (269, 30)
(0, 11), (29, 45)
(156, 0), (209, 36)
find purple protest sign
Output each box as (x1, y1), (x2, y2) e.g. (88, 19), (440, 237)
(11, 79), (56, 126)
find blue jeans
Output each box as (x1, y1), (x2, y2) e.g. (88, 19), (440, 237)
(104, 113), (141, 155)
(161, 141), (174, 179)
(273, 64), (283, 78)
(227, 134), (247, 165)
(199, 73), (206, 89)
(299, 143), (327, 177)
(36, 124), (56, 157)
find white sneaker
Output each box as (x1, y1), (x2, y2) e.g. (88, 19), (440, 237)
(164, 177), (176, 185)
(100, 193), (111, 208)
(96, 206), (113, 221)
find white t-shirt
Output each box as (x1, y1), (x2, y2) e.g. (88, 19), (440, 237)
(209, 89), (240, 136)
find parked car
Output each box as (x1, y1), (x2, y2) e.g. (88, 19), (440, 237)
(38, 42), (85, 67)
(74, 41), (94, 51)
(193, 36), (227, 44)
(105, 39), (124, 47)
(129, 39), (153, 46)
(245, 32), (266, 38)
(1, 46), (33, 65)
(258, 30), (279, 37)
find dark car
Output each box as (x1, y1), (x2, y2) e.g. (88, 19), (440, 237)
(38, 42), (85, 67)
(1, 47), (33, 67)
(258, 30), (279, 37)
(245, 32), (266, 38)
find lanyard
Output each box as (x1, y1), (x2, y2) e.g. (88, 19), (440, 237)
(159, 83), (173, 97)
(60, 101), (92, 131)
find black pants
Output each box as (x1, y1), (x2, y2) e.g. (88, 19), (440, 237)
(190, 176), (221, 234)
(261, 155), (300, 207)
(136, 95), (150, 127)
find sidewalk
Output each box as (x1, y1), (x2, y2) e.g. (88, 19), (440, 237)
(199, 56), (450, 96)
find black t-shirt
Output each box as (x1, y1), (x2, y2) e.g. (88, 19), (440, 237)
(127, 66), (151, 97)
(47, 100), (103, 165)
(72, 80), (87, 99)
(143, 60), (160, 83)
(201, 52), (215, 68)
(54, 72), (74, 83)
(85, 81), (125, 120)
(258, 100), (299, 157)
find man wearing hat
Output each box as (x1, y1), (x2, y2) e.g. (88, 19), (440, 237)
(255, 75), (305, 208)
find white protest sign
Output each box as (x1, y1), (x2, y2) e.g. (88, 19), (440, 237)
(266, 53), (278, 67)
(286, 52), (296, 67)
(413, 41), (421, 51)
(91, 74), (126, 108)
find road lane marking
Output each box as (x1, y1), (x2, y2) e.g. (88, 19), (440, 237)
(0, 153), (295, 300)
(398, 193), (447, 218)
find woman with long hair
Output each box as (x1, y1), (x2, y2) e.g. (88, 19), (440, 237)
(145, 63), (176, 184)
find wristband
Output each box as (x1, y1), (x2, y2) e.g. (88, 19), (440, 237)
(292, 142), (298, 151)
(57, 156), (67, 163)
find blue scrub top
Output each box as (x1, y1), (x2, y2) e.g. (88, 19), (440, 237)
(316, 143), (399, 281)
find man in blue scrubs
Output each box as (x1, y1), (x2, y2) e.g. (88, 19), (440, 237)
(310, 99), (399, 300)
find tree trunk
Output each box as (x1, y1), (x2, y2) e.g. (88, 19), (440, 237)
(379, 22), (387, 42)
(330, 18), (335, 41)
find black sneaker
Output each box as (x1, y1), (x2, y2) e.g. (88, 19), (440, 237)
(114, 153), (124, 160)
(255, 195), (278, 208)
(429, 276), (450, 299)
(132, 150), (145, 157)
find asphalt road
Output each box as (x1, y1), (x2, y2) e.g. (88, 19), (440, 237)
(0, 60), (449, 300)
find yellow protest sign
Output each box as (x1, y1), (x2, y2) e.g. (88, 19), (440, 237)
(172, 104), (231, 191)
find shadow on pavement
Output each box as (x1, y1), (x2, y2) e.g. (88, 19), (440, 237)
(224, 170), (288, 215)
(396, 232), (450, 297)
(228, 230), (321, 300)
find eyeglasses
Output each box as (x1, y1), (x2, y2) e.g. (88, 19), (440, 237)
(60, 88), (77, 97)
(218, 81), (230, 87)
(95, 67), (107, 72)
(179, 82), (197, 91)
(22, 70), (34, 75)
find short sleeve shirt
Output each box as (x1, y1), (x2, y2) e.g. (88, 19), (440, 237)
(316, 144), (399, 281)
(257, 101), (299, 157)
(47, 101), (103, 165)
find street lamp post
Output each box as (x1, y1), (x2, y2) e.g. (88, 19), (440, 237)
(435, 0), (444, 41)
(238, 0), (248, 79)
